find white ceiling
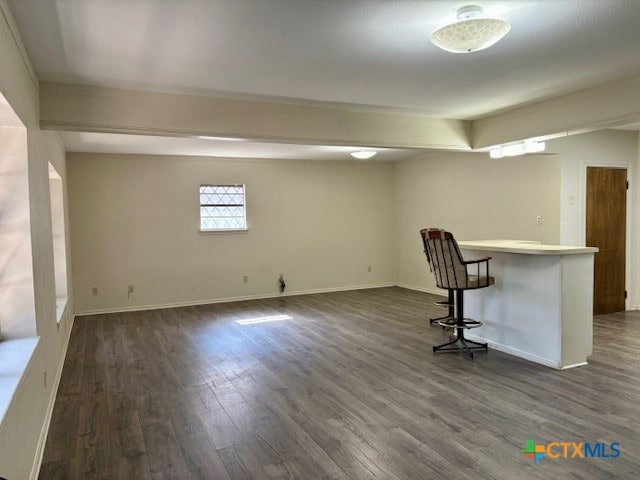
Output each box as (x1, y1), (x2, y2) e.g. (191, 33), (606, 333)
(9, 0), (640, 120)
(58, 132), (421, 161)
(7, 0), (640, 158)
(614, 122), (640, 131)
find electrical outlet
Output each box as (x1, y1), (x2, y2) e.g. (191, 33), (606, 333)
(367, 266), (372, 273)
(243, 275), (248, 284)
(128, 285), (135, 294)
(91, 286), (99, 295)
(536, 215), (542, 225)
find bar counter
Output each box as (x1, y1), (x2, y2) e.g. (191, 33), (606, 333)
(458, 240), (598, 369)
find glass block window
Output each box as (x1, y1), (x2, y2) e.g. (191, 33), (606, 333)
(200, 184), (247, 231)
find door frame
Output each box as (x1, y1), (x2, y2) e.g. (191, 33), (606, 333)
(581, 163), (630, 311)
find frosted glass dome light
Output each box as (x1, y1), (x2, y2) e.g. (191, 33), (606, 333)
(350, 150), (377, 160)
(430, 5), (511, 53)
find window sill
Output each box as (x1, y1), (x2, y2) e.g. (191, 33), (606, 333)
(56, 297), (68, 324)
(199, 229), (249, 234)
(0, 337), (40, 426)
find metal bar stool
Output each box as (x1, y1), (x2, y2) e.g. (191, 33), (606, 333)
(420, 228), (494, 358)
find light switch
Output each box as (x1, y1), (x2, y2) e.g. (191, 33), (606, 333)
(569, 195), (575, 205)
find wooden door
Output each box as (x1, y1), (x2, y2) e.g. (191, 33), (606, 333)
(586, 167), (627, 314)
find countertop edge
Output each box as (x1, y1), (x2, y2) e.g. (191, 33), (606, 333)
(458, 241), (598, 255)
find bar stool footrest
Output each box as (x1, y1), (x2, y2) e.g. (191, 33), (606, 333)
(436, 318), (483, 329)
(434, 300), (453, 307)
(430, 314), (454, 325)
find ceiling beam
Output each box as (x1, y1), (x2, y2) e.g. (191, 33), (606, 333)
(39, 82), (471, 151)
(472, 74), (640, 149)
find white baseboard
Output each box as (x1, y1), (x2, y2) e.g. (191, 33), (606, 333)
(464, 332), (562, 369)
(395, 282), (446, 298)
(559, 362), (588, 370)
(29, 310), (76, 480)
(75, 282), (396, 316)
(464, 332), (589, 370)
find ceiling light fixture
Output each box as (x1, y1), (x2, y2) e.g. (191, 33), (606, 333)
(197, 135), (246, 141)
(350, 150), (377, 160)
(430, 5), (511, 53)
(489, 140), (546, 159)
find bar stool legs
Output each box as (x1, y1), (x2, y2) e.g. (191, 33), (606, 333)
(433, 290), (488, 358)
(430, 289), (454, 325)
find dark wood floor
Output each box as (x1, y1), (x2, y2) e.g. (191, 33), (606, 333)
(40, 287), (640, 479)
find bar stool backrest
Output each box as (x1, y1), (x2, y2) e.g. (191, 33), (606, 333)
(420, 228), (469, 290)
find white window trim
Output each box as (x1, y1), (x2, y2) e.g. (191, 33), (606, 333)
(199, 229), (249, 234)
(198, 184), (248, 233)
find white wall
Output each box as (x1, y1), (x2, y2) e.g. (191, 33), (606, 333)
(49, 163), (68, 303)
(67, 154), (396, 313)
(394, 151), (561, 293)
(0, 2), (74, 478)
(548, 129), (639, 308)
(0, 123), (35, 339)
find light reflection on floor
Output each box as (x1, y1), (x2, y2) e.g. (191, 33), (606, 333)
(235, 314), (292, 325)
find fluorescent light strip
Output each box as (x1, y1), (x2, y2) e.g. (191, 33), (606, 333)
(489, 148), (503, 159)
(197, 135), (246, 141)
(503, 143), (525, 157)
(489, 140), (545, 159)
(525, 140), (546, 153)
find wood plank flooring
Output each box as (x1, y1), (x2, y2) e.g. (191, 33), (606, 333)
(40, 287), (640, 479)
